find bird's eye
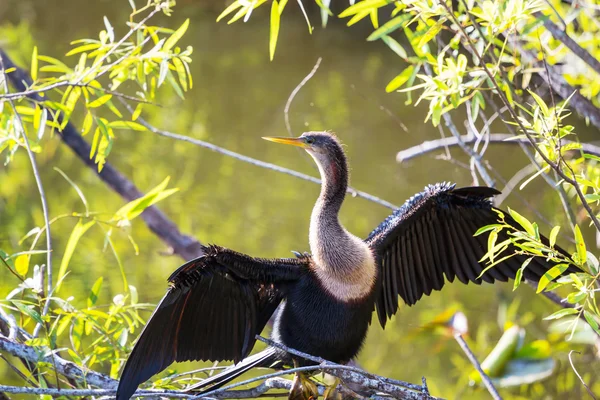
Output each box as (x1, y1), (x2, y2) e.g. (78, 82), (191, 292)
(305, 137), (315, 144)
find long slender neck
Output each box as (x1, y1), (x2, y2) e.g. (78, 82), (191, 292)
(308, 148), (361, 274)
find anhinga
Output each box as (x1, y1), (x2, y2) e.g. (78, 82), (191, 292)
(117, 131), (571, 399)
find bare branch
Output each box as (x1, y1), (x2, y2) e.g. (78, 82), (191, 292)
(284, 57), (322, 137)
(0, 335), (117, 389)
(0, 378), (292, 399)
(0, 54), (53, 339)
(119, 100), (398, 210)
(453, 334), (502, 400)
(396, 134), (600, 163)
(255, 336), (438, 400)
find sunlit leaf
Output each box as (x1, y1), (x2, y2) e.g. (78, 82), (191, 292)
(548, 225), (560, 248)
(31, 46), (38, 81)
(108, 121), (146, 131)
(536, 264), (569, 293)
(574, 224), (586, 264)
(381, 35), (407, 59)
(385, 65), (414, 93)
(367, 15), (410, 41)
(217, 1), (243, 22)
(269, 0), (281, 61)
(163, 18), (189, 51)
(56, 219), (96, 292)
(88, 94), (112, 108)
(543, 308), (579, 320)
(15, 254), (29, 276)
(88, 277), (103, 308)
(115, 176), (179, 221)
(508, 208), (535, 237)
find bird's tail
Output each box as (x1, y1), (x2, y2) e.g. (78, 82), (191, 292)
(188, 347), (280, 393)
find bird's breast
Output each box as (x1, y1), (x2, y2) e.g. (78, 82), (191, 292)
(310, 240), (377, 302)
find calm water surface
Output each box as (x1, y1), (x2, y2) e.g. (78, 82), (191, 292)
(0, 1), (594, 398)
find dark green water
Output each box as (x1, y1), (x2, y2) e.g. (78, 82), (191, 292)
(0, 1), (597, 398)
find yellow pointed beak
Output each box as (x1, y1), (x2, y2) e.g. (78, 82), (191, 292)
(262, 136), (308, 148)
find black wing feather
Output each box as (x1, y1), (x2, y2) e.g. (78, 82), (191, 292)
(116, 245), (303, 400)
(366, 183), (577, 328)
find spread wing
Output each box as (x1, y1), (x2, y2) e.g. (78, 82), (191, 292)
(366, 183), (574, 328)
(116, 245), (305, 400)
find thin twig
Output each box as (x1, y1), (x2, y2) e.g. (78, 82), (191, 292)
(0, 54), (53, 340)
(568, 350), (597, 399)
(119, 100), (397, 210)
(284, 58), (322, 137)
(453, 334), (502, 400)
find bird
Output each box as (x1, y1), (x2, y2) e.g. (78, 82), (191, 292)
(116, 131), (573, 399)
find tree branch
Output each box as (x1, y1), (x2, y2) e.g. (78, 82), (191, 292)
(255, 336), (439, 400)
(396, 133), (600, 163)
(0, 335), (117, 389)
(118, 100), (398, 210)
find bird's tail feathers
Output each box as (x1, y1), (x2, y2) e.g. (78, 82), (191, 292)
(188, 347), (279, 393)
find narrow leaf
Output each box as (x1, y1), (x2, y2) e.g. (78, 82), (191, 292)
(574, 224), (586, 264)
(31, 46), (38, 81)
(270, 1), (281, 61)
(543, 308), (579, 320)
(536, 264), (569, 293)
(163, 19), (190, 51)
(508, 208), (535, 237)
(56, 219), (96, 292)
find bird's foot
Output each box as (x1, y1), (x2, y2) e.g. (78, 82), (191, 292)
(289, 371), (318, 400)
(323, 377), (343, 400)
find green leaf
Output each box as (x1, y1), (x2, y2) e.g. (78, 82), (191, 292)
(15, 254), (30, 276)
(31, 46), (38, 81)
(472, 325), (522, 380)
(574, 224), (586, 265)
(56, 219), (96, 292)
(528, 90), (549, 116)
(88, 277), (103, 308)
(418, 20), (444, 48)
(508, 208), (535, 237)
(217, 1), (243, 22)
(88, 94), (112, 108)
(474, 224), (500, 236)
(108, 121), (146, 131)
(513, 257), (532, 291)
(549, 225), (560, 248)
(163, 19), (190, 52)
(13, 301), (43, 324)
(385, 66), (414, 93)
(115, 177), (179, 221)
(543, 308), (579, 320)
(583, 311), (600, 334)
(536, 264), (569, 293)
(381, 35), (407, 59)
(367, 15), (409, 41)
(269, 1), (281, 61)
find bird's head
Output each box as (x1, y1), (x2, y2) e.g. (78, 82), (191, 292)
(262, 131), (347, 192)
(262, 131), (342, 158)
